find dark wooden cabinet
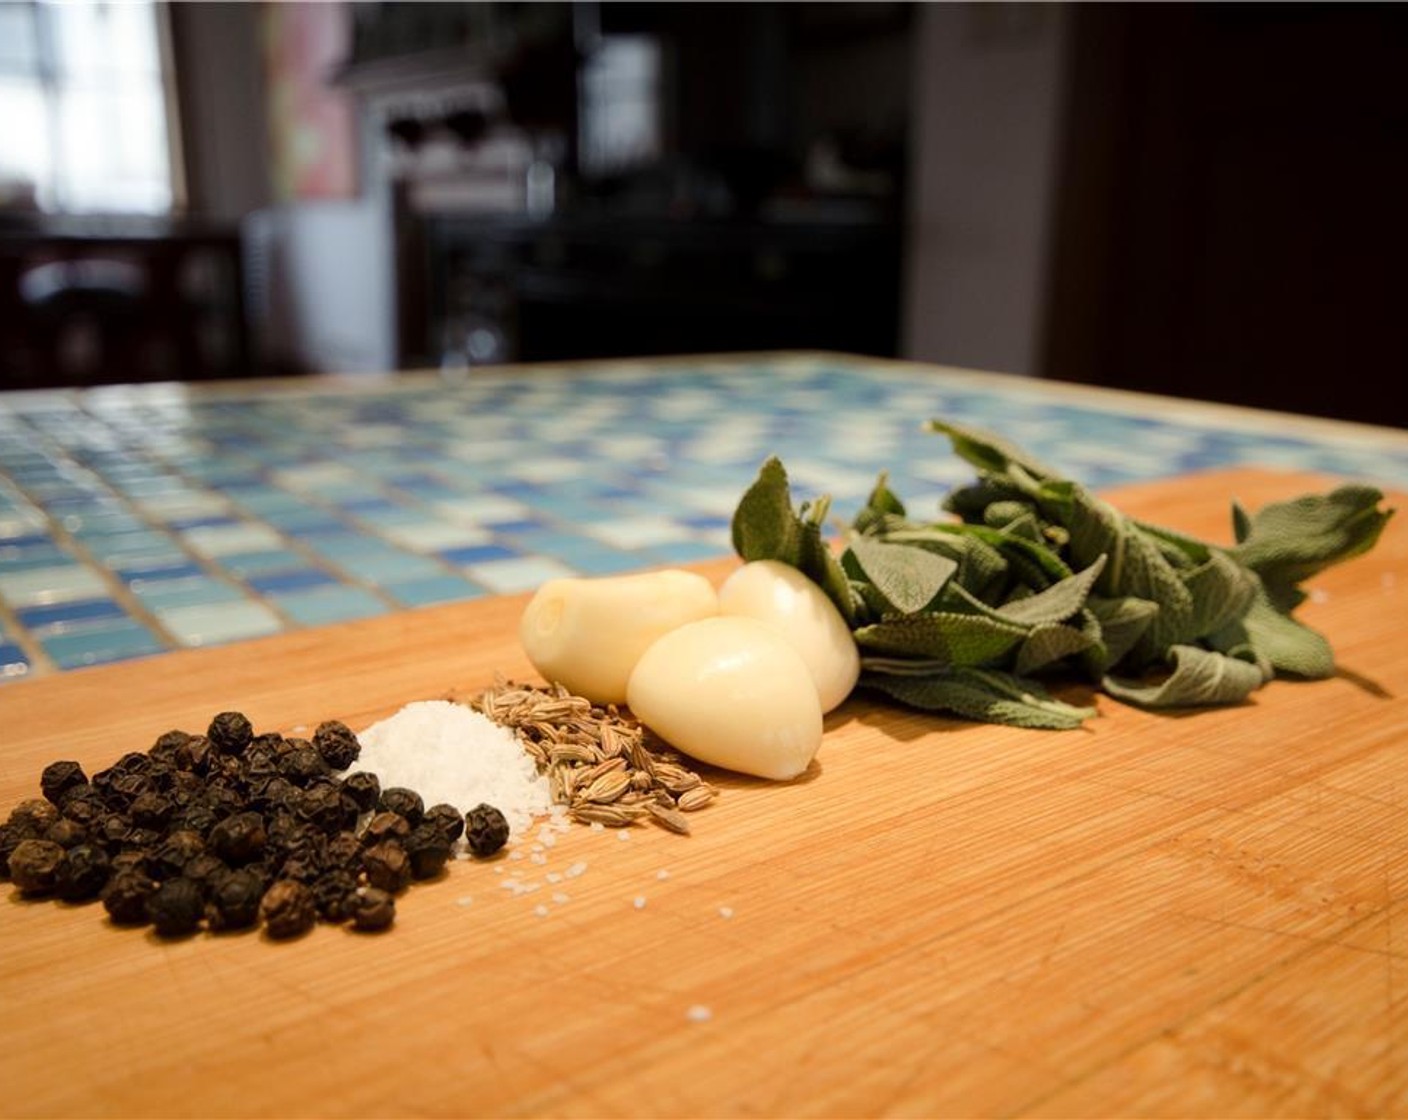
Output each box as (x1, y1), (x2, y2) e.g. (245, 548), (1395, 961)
(0, 217), (250, 389)
(408, 212), (902, 369)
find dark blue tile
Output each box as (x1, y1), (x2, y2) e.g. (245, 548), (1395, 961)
(120, 560), (205, 583)
(439, 543), (519, 565)
(15, 598), (127, 629)
(167, 515), (241, 532)
(246, 568), (339, 594)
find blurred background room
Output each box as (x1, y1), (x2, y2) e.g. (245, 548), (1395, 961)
(2, 0), (1406, 426)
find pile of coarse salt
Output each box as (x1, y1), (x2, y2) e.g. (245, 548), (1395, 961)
(354, 700), (556, 839)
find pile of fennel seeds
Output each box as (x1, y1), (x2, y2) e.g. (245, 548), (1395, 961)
(465, 679), (718, 835)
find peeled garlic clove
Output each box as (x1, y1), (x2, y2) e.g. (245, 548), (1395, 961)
(519, 569), (718, 704)
(717, 559), (860, 714)
(626, 616), (823, 780)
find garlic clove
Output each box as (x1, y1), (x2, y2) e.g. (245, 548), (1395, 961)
(519, 569), (718, 704)
(626, 616), (823, 781)
(718, 559), (860, 714)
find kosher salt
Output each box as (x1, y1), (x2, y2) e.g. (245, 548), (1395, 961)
(355, 700), (552, 839)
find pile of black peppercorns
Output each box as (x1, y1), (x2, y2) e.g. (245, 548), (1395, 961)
(0, 711), (513, 940)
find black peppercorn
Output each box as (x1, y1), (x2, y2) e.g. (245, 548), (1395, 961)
(325, 830), (362, 872)
(464, 803), (510, 858)
(404, 822), (452, 880)
(101, 771), (154, 811)
(425, 802), (465, 843)
(54, 843), (111, 902)
(349, 887), (395, 932)
(0, 823), (20, 879)
(101, 867), (157, 925)
(147, 877), (205, 936)
(173, 734), (213, 774)
(260, 879), (316, 939)
(129, 790), (174, 831)
(8, 838), (64, 894)
(171, 801), (219, 839)
(208, 711), (253, 755)
(310, 869), (359, 922)
(377, 787), (424, 826)
(40, 760), (88, 805)
(277, 745), (327, 785)
(147, 829), (206, 879)
(340, 771), (380, 813)
(57, 784), (103, 826)
(44, 818), (89, 849)
(8, 797), (61, 837)
(362, 810), (410, 846)
(182, 853), (230, 896)
(297, 782), (357, 835)
(95, 813), (132, 853)
(149, 728), (193, 760)
(206, 868), (264, 931)
(312, 720), (361, 771)
(361, 840), (411, 893)
(208, 811), (267, 866)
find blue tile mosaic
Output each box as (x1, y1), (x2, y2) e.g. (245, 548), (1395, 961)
(2, 354), (1406, 679)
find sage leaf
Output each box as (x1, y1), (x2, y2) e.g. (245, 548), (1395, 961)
(730, 457), (856, 624)
(1232, 485), (1393, 594)
(1103, 644), (1269, 708)
(731, 456), (801, 566)
(1238, 590), (1336, 679)
(864, 667), (1095, 730)
(844, 536), (958, 615)
(928, 418), (1058, 480)
(854, 611), (1028, 666)
(1086, 595), (1160, 669)
(1180, 548), (1259, 640)
(1016, 621), (1100, 677)
(997, 555), (1107, 626)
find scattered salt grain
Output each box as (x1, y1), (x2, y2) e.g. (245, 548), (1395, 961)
(564, 861), (588, 879)
(718, 906), (734, 919)
(656, 869), (670, 880)
(534, 904), (549, 917)
(589, 822), (605, 833)
(551, 891), (570, 905)
(618, 830), (631, 842)
(456, 896), (473, 907)
(633, 896), (646, 909)
(530, 852), (547, 865)
(686, 1005), (713, 1023)
(509, 849), (524, 861)
(545, 872), (563, 884)
(355, 700), (551, 838)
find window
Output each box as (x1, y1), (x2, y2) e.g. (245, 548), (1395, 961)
(0, 0), (176, 214)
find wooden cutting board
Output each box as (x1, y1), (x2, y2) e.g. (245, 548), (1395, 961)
(2, 468), (1404, 1118)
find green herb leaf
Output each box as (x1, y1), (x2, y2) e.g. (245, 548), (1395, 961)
(730, 457), (856, 624)
(1015, 621), (1100, 677)
(928, 418), (1058, 480)
(1232, 485), (1393, 597)
(1103, 644), (1269, 708)
(843, 536), (958, 615)
(854, 611), (1028, 667)
(863, 667), (1095, 729)
(997, 555), (1106, 626)
(1238, 590), (1336, 679)
(1085, 595), (1160, 669)
(731, 457), (801, 565)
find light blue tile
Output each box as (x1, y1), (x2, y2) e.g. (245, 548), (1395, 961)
(40, 619), (166, 669)
(271, 586), (389, 626)
(155, 600), (284, 646)
(0, 564), (110, 608)
(130, 576), (247, 609)
(385, 574), (485, 607)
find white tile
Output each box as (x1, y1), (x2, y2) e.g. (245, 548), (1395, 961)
(381, 521), (493, 551)
(156, 601), (283, 646)
(434, 495), (534, 525)
(0, 564), (109, 607)
(465, 556), (577, 594)
(138, 492), (234, 521)
(586, 516), (692, 549)
(182, 523), (286, 556)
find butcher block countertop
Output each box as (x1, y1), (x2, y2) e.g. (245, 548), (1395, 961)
(1, 466), (1405, 1118)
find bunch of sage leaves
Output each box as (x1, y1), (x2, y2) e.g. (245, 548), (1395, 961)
(730, 419), (1393, 729)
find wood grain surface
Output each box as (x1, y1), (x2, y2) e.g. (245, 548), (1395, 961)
(1, 468), (1404, 1118)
